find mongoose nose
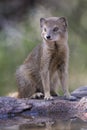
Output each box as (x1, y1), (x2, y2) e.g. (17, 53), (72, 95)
(46, 35), (51, 40)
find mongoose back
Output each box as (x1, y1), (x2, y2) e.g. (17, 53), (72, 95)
(16, 17), (76, 100)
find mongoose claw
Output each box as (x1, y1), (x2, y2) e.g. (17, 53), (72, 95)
(31, 92), (44, 99)
(44, 95), (53, 100)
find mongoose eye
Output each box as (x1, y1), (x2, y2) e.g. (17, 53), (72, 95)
(44, 28), (47, 32)
(53, 27), (59, 32)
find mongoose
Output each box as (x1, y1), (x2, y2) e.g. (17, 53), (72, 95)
(16, 17), (76, 100)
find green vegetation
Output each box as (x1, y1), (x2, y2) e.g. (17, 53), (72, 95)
(0, 0), (87, 95)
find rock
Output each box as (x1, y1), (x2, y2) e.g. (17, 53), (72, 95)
(71, 86), (87, 98)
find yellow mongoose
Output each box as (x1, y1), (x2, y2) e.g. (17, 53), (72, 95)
(16, 17), (75, 100)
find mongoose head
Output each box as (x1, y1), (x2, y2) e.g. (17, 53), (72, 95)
(40, 17), (68, 43)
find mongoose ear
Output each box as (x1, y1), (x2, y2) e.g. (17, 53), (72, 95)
(58, 17), (68, 27)
(40, 18), (46, 28)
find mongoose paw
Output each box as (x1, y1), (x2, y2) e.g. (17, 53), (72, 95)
(44, 95), (53, 100)
(31, 92), (44, 99)
(64, 95), (77, 101)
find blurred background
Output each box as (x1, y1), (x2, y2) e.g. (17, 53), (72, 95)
(0, 0), (87, 96)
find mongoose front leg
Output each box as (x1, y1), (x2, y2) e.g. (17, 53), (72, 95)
(40, 70), (53, 100)
(40, 46), (53, 100)
(59, 65), (76, 100)
(50, 72), (59, 96)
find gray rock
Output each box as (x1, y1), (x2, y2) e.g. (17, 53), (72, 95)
(71, 86), (87, 98)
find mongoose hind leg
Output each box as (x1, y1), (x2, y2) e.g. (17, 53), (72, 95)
(17, 82), (36, 98)
(16, 65), (36, 98)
